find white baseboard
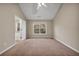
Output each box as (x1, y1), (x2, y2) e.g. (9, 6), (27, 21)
(0, 43), (16, 55)
(55, 39), (79, 53)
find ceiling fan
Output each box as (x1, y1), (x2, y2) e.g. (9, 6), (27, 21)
(32, 3), (47, 14)
(36, 3), (47, 9)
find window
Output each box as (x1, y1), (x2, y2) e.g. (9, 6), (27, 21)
(33, 22), (47, 35)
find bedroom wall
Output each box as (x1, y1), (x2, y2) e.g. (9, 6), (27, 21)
(0, 4), (26, 53)
(27, 20), (54, 39)
(54, 4), (79, 52)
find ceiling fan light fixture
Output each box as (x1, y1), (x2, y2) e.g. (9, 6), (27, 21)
(42, 3), (47, 7)
(37, 3), (47, 9)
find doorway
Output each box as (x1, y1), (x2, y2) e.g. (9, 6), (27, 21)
(15, 16), (26, 41)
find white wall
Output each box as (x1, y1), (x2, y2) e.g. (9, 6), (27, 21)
(0, 4), (25, 53)
(54, 4), (79, 52)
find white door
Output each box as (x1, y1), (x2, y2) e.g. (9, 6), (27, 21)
(15, 16), (21, 40)
(21, 20), (26, 40)
(15, 16), (26, 40)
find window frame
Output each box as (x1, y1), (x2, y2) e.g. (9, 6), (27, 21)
(32, 22), (47, 35)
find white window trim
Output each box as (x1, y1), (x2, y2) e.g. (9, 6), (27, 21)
(32, 22), (47, 35)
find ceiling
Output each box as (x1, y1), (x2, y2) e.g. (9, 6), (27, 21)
(19, 3), (61, 20)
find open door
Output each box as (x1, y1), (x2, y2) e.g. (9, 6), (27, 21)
(15, 16), (26, 40)
(21, 20), (26, 40)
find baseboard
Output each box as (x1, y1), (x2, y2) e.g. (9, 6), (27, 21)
(55, 39), (79, 53)
(0, 43), (16, 55)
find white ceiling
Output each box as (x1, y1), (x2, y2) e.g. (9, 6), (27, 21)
(19, 3), (61, 20)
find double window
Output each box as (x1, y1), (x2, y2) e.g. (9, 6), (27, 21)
(33, 22), (47, 35)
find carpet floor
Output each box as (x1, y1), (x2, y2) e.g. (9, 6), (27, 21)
(1, 39), (79, 56)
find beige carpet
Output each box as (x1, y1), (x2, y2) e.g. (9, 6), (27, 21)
(1, 39), (79, 56)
